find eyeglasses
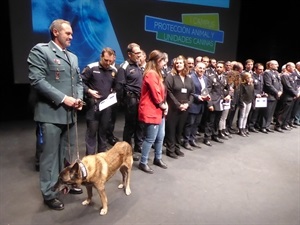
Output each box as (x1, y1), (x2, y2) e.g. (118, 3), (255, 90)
(131, 51), (141, 55)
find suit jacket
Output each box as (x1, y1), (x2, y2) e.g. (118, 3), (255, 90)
(165, 73), (194, 111)
(27, 41), (83, 124)
(280, 73), (298, 102)
(206, 73), (230, 111)
(188, 73), (208, 114)
(263, 70), (282, 101)
(252, 72), (264, 96)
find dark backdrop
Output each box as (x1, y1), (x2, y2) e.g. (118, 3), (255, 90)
(2, 0), (299, 122)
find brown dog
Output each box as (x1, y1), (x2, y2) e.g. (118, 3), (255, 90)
(52, 141), (133, 215)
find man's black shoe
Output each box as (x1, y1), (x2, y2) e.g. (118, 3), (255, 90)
(260, 128), (268, 134)
(183, 142), (193, 150)
(274, 127), (284, 133)
(138, 163), (154, 174)
(107, 136), (119, 146)
(153, 158), (168, 169)
(212, 136), (224, 143)
(189, 140), (201, 148)
(175, 149), (185, 157)
(69, 187), (83, 195)
(203, 139), (212, 146)
(166, 152), (178, 159)
(228, 127), (238, 134)
(289, 123), (297, 128)
(44, 198), (64, 210)
(281, 126), (291, 131)
(249, 128), (259, 133)
(266, 128), (274, 133)
(218, 133), (228, 140)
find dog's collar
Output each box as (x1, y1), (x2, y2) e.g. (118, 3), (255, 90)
(76, 160), (87, 179)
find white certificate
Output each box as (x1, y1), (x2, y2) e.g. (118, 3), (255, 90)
(255, 97), (267, 108)
(99, 92), (117, 111)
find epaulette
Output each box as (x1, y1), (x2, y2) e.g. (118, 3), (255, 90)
(37, 43), (49, 48)
(121, 61), (129, 70)
(87, 62), (99, 69)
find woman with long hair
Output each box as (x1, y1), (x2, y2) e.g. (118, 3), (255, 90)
(138, 50), (168, 174)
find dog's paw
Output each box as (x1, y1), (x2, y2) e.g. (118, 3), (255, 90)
(125, 188), (131, 196)
(100, 208), (108, 215)
(82, 199), (91, 206)
(118, 183), (124, 189)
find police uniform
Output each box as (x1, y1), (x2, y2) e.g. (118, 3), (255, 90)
(115, 59), (144, 153)
(262, 70), (282, 131)
(81, 61), (116, 155)
(27, 41), (83, 202)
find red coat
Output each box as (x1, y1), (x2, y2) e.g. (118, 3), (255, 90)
(138, 70), (166, 124)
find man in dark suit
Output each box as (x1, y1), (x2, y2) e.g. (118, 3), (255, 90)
(203, 61), (231, 146)
(274, 62), (300, 131)
(262, 60), (282, 133)
(27, 19), (84, 211)
(182, 62), (209, 150)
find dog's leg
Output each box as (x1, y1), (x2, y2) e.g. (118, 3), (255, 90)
(118, 165), (126, 189)
(82, 184), (93, 206)
(94, 183), (108, 215)
(118, 165), (131, 195)
(125, 166), (132, 196)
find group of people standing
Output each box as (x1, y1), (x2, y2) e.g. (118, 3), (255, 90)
(27, 19), (300, 211)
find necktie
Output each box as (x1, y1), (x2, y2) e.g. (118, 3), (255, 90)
(63, 50), (70, 62)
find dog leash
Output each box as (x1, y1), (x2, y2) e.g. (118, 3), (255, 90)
(66, 108), (81, 165)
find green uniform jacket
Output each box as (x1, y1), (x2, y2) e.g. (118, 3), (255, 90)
(27, 41), (83, 124)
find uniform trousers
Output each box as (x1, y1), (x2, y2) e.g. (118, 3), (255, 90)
(123, 96), (144, 151)
(85, 107), (111, 155)
(204, 110), (223, 140)
(261, 100), (277, 129)
(39, 122), (76, 200)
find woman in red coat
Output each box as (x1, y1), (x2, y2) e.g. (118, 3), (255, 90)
(138, 50), (168, 174)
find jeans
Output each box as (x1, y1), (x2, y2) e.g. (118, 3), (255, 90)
(140, 118), (165, 165)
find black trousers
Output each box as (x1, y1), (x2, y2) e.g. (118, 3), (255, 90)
(123, 96), (144, 151)
(85, 107), (112, 155)
(274, 99), (294, 127)
(106, 103), (118, 139)
(165, 108), (189, 153)
(261, 100), (277, 129)
(204, 110), (223, 139)
(183, 112), (204, 143)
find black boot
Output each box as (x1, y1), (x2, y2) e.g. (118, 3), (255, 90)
(243, 128), (249, 137)
(238, 128), (246, 137)
(218, 130), (228, 140)
(222, 129), (232, 138)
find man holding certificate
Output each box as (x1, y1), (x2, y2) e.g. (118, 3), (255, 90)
(81, 47), (117, 155)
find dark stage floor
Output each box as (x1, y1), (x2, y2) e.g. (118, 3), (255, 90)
(0, 114), (299, 225)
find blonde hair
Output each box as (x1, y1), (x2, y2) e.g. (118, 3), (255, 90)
(241, 72), (253, 84)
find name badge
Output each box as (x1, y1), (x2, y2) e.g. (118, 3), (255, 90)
(181, 88), (187, 93)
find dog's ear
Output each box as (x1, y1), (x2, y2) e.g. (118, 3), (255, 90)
(70, 162), (81, 180)
(70, 162), (80, 173)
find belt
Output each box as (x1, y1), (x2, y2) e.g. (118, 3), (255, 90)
(126, 91), (139, 98)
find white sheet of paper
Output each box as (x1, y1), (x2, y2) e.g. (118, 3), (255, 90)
(99, 92), (117, 111)
(255, 97), (267, 108)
